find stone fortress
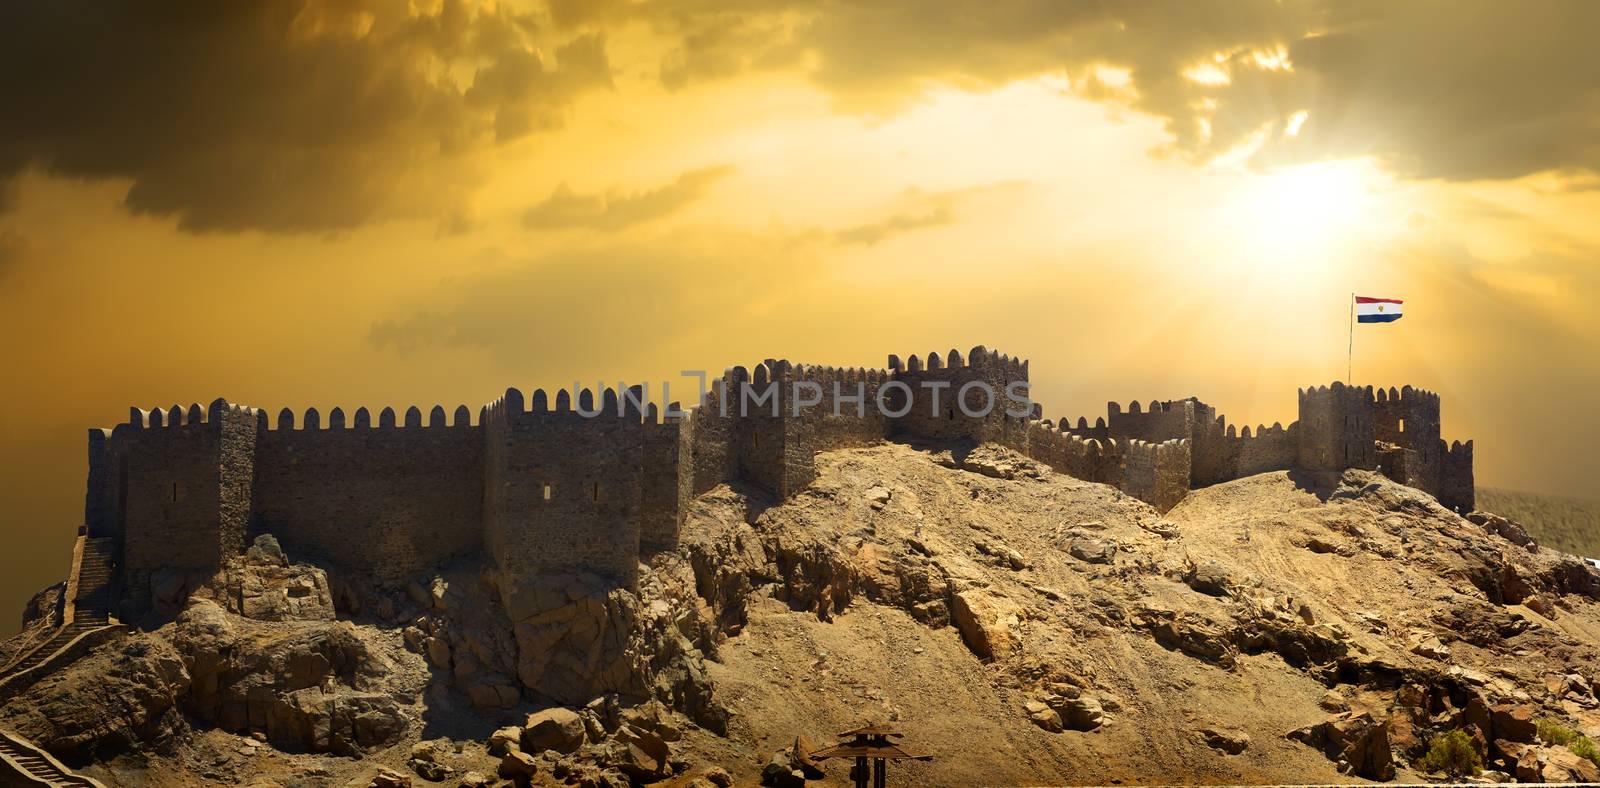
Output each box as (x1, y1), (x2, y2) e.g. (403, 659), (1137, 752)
(75, 346), (1474, 619)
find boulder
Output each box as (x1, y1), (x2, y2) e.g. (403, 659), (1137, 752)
(368, 768), (412, 788)
(949, 590), (1021, 661)
(608, 723), (673, 781)
(698, 766), (734, 786)
(1200, 727), (1250, 754)
(522, 707), (586, 754)
(1185, 561), (1230, 597)
(1515, 748), (1542, 783)
(502, 573), (648, 705)
(1544, 744), (1600, 783)
(1069, 538), (1116, 564)
(761, 751), (806, 787)
(488, 725), (522, 756)
(1567, 672), (1594, 698)
(1490, 704), (1537, 744)
(457, 772), (491, 788)
(1025, 699), (1063, 732)
(409, 758), (451, 782)
(498, 749), (539, 781)
(1288, 711), (1395, 781)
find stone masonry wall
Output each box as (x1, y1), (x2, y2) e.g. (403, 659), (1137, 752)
(1439, 439), (1475, 513)
(116, 405), (229, 578)
(1297, 383), (1377, 472)
(84, 428), (118, 539)
(252, 404), (482, 582)
(86, 344), (1477, 615)
(1107, 399), (1195, 445)
(641, 405), (684, 553)
(1233, 422), (1298, 478)
(1120, 438), (1191, 512)
(888, 347), (1026, 443)
(484, 388), (643, 590)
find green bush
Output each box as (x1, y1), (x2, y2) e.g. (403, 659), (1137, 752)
(1417, 729), (1482, 778)
(1539, 718), (1578, 747)
(1572, 736), (1600, 768)
(1538, 719), (1600, 768)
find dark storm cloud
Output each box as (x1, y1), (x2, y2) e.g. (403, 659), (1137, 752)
(522, 165), (735, 231)
(0, 1), (612, 233)
(603, 0), (1600, 182)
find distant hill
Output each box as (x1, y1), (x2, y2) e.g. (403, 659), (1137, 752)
(1478, 487), (1600, 559)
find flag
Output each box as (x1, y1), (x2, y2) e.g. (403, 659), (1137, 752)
(1356, 296), (1403, 323)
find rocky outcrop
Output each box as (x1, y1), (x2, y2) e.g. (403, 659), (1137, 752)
(174, 598), (416, 754)
(0, 631), (189, 762)
(1287, 710), (1396, 780)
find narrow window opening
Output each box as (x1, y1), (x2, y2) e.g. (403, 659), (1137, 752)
(1398, 418), (1405, 433)
(542, 484), (552, 501)
(592, 482), (599, 502)
(947, 408), (954, 421)
(170, 482), (178, 502)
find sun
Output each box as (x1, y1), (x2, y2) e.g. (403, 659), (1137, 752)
(1226, 159), (1388, 259)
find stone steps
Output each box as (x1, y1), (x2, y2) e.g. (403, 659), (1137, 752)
(0, 727), (106, 787)
(0, 536), (118, 679)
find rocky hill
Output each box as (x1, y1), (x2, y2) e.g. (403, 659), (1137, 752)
(4, 441), (1600, 786)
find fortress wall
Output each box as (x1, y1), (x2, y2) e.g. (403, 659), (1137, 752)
(888, 346), (1028, 442)
(1373, 386), (1442, 450)
(252, 403), (482, 582)
(485, 387), (643, 590)
(115, 403), (251, 580)
(1107, 399), (1195, 444)
(1401, 387), (1442, 494)
(1120, 438), (1190, 512)
(84, 428), (118, 538)
(799, 363), (888, 453)
(1186, 401), (1239, 486)
(641, 404), (685, 552)
(730, 364), (789, 496)
(1060, 415), (1109, 442)
(685, 380), (737, 497)
(1439, 439), (1475, 513)
(1021, 419), (1111, 484)
(215, 401), (258, 561)
(1372, 386), (1403, 444)
(1234, 422), (1298, 478)
(1297, 383), (1376, 471)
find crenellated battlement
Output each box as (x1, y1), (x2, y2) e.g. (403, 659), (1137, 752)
(82, 347), (1475, 624)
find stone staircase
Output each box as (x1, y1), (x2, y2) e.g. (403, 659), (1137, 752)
(70, 538), (114, 627)
(0, 537), (121, 692)
(0, 727), (106, 787)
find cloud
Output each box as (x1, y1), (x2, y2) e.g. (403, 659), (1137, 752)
(610, 0), (1600, 182)
(0, 2), (613, 233)
(522, 165), (735, 231)
(832, 182), (1024, 245)
(834, 207), (954, 245)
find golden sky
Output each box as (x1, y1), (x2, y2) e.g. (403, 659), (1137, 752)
(2, 1), (1599, 620)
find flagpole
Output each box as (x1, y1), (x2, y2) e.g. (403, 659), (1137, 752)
(1347, 292), (1355, 384)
